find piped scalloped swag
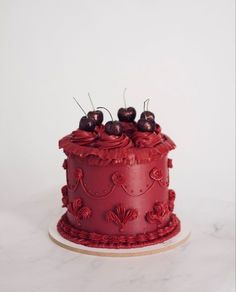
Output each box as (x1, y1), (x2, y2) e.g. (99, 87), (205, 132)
(65, 168), (169, 199)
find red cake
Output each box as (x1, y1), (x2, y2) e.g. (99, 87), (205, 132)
(57, 102), (181, 248)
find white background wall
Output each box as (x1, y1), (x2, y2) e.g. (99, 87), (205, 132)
(0, 0), (235, 205)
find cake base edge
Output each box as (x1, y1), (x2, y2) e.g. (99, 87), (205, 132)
(49, 214), (186, 256)
(49, 215), (190, 257)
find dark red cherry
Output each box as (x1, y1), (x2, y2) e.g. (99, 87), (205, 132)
(87, 110), (104, 126)
(137, 118), (155, 132)
(140, 111), (155, 121)
(118, 107), (136, 122)
(79, 116), (96, 132)
(105, 121), (123, 136)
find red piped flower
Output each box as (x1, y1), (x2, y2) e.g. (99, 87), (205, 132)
(111, 172), (125, 186)
(150, 167), (163, 181)
(61, 185), (68, 197)
(61, 185), (69, 207)
(74, 168), (83, 181)
(169, 201), (174, 212)
(62, 159), (68, 169)
(153, 202), (169, 217)
(67, 197), (92, 224)
(67, 197), (82, 213)
(62, 196), (69, 208)
(168, 189), (176, 211)
(146, 201), (169, 225)
(169, 189), (176, 201)
(106, 205), (138, 232)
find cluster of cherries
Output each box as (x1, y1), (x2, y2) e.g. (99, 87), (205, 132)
(74, 93), (156, 136)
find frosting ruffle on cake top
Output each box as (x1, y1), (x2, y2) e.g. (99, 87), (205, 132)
(59, 131), (176, 165)
(132, 131), (163, 148)
(70, 130), (98, 146)
(94, 132), (133, 149)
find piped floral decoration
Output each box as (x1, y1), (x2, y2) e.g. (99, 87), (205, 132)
(168, 189), (176, 212)
(111, 172), (125, 186)
(67, 197), (92, 225)
(106, 204), (138, 231)
(149, 167), (163, 181)
(61, 185), (69, 207)
(146, 201), (169, 225)
(74, 168), (83, 181)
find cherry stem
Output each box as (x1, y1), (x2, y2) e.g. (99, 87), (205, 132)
(73, 97), (87, 116)
(143, 98), (150, 111)
(88, 92), (95, 111)
(123, 88), (127, 108)
(146, 98), (150, 110)
(97, 106), (113, 121)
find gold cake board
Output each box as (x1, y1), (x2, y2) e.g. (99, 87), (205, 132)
(48, 216), (190, 257)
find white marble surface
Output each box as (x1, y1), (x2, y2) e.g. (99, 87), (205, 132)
(0, 193), (235, 292)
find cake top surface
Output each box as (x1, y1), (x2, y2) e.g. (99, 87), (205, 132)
(59, 96), (176, 165)
(59, 131), (175, 165)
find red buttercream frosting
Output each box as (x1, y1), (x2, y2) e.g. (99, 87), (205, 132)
(70, 130), (98, 146)
(95, 124), (105, 135)
(57, 213), (180, 248)
(57, 113), (180, 249)
(59, 133), (175, 166)
(155, 124), (162, 134)
(94, 132), (133, 150)
(132, 131), (164, 148)
(119, 121), (137, 138)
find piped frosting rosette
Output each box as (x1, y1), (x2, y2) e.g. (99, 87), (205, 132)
(94, 133), (133, 150)
(70, 130), (98, 146)
(132, 131), (164, 148)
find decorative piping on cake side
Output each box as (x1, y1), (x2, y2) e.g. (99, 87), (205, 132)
(105, 205), (138, 232)
(159, 175), (169, 187)
(67, 168), (169, 199)
(57, 213), (180, 248)
(80, 181), (116, 199)
(66, 197), (92, 225)
(121, 180), (155, 197)
(67, 168), (116, 199)
(146, 201), (170, 225)
(149, 167), (169, 187)
(145, 189), (176, 225)
(168, 189), (176, 212)
(62, 159), (70, 186)
(61, 185), (69, 207)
